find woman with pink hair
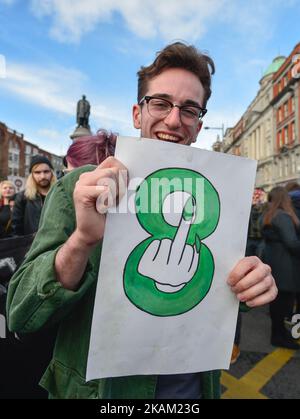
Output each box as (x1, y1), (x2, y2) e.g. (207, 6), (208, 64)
(64, 129), (117, 172)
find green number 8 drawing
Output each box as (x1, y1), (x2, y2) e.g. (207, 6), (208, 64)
(123, 168), (220, 316)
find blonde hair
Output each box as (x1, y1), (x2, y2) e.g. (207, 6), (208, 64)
(0, 180), (15, 199)
(25, 164), (57, 200)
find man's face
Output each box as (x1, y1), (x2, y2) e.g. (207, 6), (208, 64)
(132, 68), (205, 145)
(32, 163), (52, 188)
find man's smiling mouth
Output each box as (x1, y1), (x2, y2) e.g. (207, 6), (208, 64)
(156, 132), (182, 142)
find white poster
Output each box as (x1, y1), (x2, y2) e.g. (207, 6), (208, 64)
(87, 136), (257, 380)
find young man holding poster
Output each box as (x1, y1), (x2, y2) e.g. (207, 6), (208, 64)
(7, 42), (277, 399)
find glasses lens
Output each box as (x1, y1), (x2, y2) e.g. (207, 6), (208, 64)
(180, 107), (201, 124)
(148, 98), (171, 118)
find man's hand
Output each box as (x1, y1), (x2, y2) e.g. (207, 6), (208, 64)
(73, 156), (127, 246)
(227, 256), (278, 307)
(55, 156), (127, 290)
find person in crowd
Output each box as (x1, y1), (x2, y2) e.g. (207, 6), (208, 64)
(285, 182), (300, 316)
(286, 182), (300, 221)
(64, 129), (117, 173)
(0, 180), (16, 238)
(12, 155), (56, 236)
(7, 42), (277, 399)
(231, 188), (268, 364)
(262, 186), (300, 350)
(246, 188), (267, 258)
(7, 157), (56, 397)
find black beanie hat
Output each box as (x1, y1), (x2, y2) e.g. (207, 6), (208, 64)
(29, 155), (54, 172)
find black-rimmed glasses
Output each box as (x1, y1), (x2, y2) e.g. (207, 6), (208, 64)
(139, 95), (207, 125)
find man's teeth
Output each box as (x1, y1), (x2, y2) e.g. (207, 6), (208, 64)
(157, 133), (179, 141)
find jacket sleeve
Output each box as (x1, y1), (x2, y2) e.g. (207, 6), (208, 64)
(273, 212), (300, 256)
(11, 191), (25, 236)
(6, 176), (100, 334)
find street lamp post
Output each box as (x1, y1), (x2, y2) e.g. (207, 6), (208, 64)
(204, 124), (225, 139)
(204, 124), (225, 152)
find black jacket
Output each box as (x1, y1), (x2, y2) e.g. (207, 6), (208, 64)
(262, 209), (300, 292)
(289, 190), (300, 221)
(12, 191), (45, 236)
(0, 205), (13, 238)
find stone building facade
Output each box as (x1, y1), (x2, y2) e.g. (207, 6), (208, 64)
(218, 42), (300, 191)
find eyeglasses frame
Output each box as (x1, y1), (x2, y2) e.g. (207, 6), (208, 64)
(139, 95), (207, 122)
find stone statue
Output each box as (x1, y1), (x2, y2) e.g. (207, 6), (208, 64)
(76, 95), (90, 128)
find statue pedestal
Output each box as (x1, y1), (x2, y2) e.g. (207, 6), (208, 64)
(70, 126), (92, 141)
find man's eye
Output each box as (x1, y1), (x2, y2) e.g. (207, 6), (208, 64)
(151, 100), (170, 109)
(182, 108), (198, 117)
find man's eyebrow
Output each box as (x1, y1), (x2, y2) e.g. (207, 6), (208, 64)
(150, 93), (202, 107)
(183, 99), (203, 108)
(151, 93), (172, 99)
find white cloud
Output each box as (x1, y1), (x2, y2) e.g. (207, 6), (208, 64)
(0, 61), (134, 134)
(2, 62), (84, 115)
(29, 0), (224, 43)
(28, 0), (297, 47)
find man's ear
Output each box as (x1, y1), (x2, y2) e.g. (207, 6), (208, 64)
(191, 120), (203, 143)
(132, 104), (142, 129)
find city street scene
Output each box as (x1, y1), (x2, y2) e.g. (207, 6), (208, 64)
(1, 0), (300, 401)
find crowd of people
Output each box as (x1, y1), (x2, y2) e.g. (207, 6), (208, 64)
(0, 41), (293, 399)
(232, 185), (300, 364)
(0, 131), (116, 398)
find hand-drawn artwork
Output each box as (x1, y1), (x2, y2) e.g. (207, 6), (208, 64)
(123, 168), (220, 317)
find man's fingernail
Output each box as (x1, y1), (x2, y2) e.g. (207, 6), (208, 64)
(183, 196), (195, 221)
(195, 235), (201, 252)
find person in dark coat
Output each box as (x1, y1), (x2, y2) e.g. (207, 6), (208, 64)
(12, 155), (56, 236)
(262, 186), (300, 350)
(286, 182), (300, 314)
(286, 182), (300, 221)
(0, 181), (15, 238)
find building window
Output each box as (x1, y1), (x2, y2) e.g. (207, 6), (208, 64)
(278, 130), (283, 148)
(284, 102), (288, 118)
(278, 108), (282, 123)
(284, 126), (289, 144)
(284, 156), (289, 177)
(291, 97), (295, 113)
(291, 153), (296, 174)
(25, 155), (30, 166)
(279, 159), (283, 178)
(292, 122), (296, 141)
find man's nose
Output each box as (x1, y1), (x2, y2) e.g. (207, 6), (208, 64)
(163, 107), (182, 129)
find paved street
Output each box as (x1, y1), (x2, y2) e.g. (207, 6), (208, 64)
(221, 306), (300, 399)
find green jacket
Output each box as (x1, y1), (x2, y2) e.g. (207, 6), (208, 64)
(7, 165), (221, 399)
